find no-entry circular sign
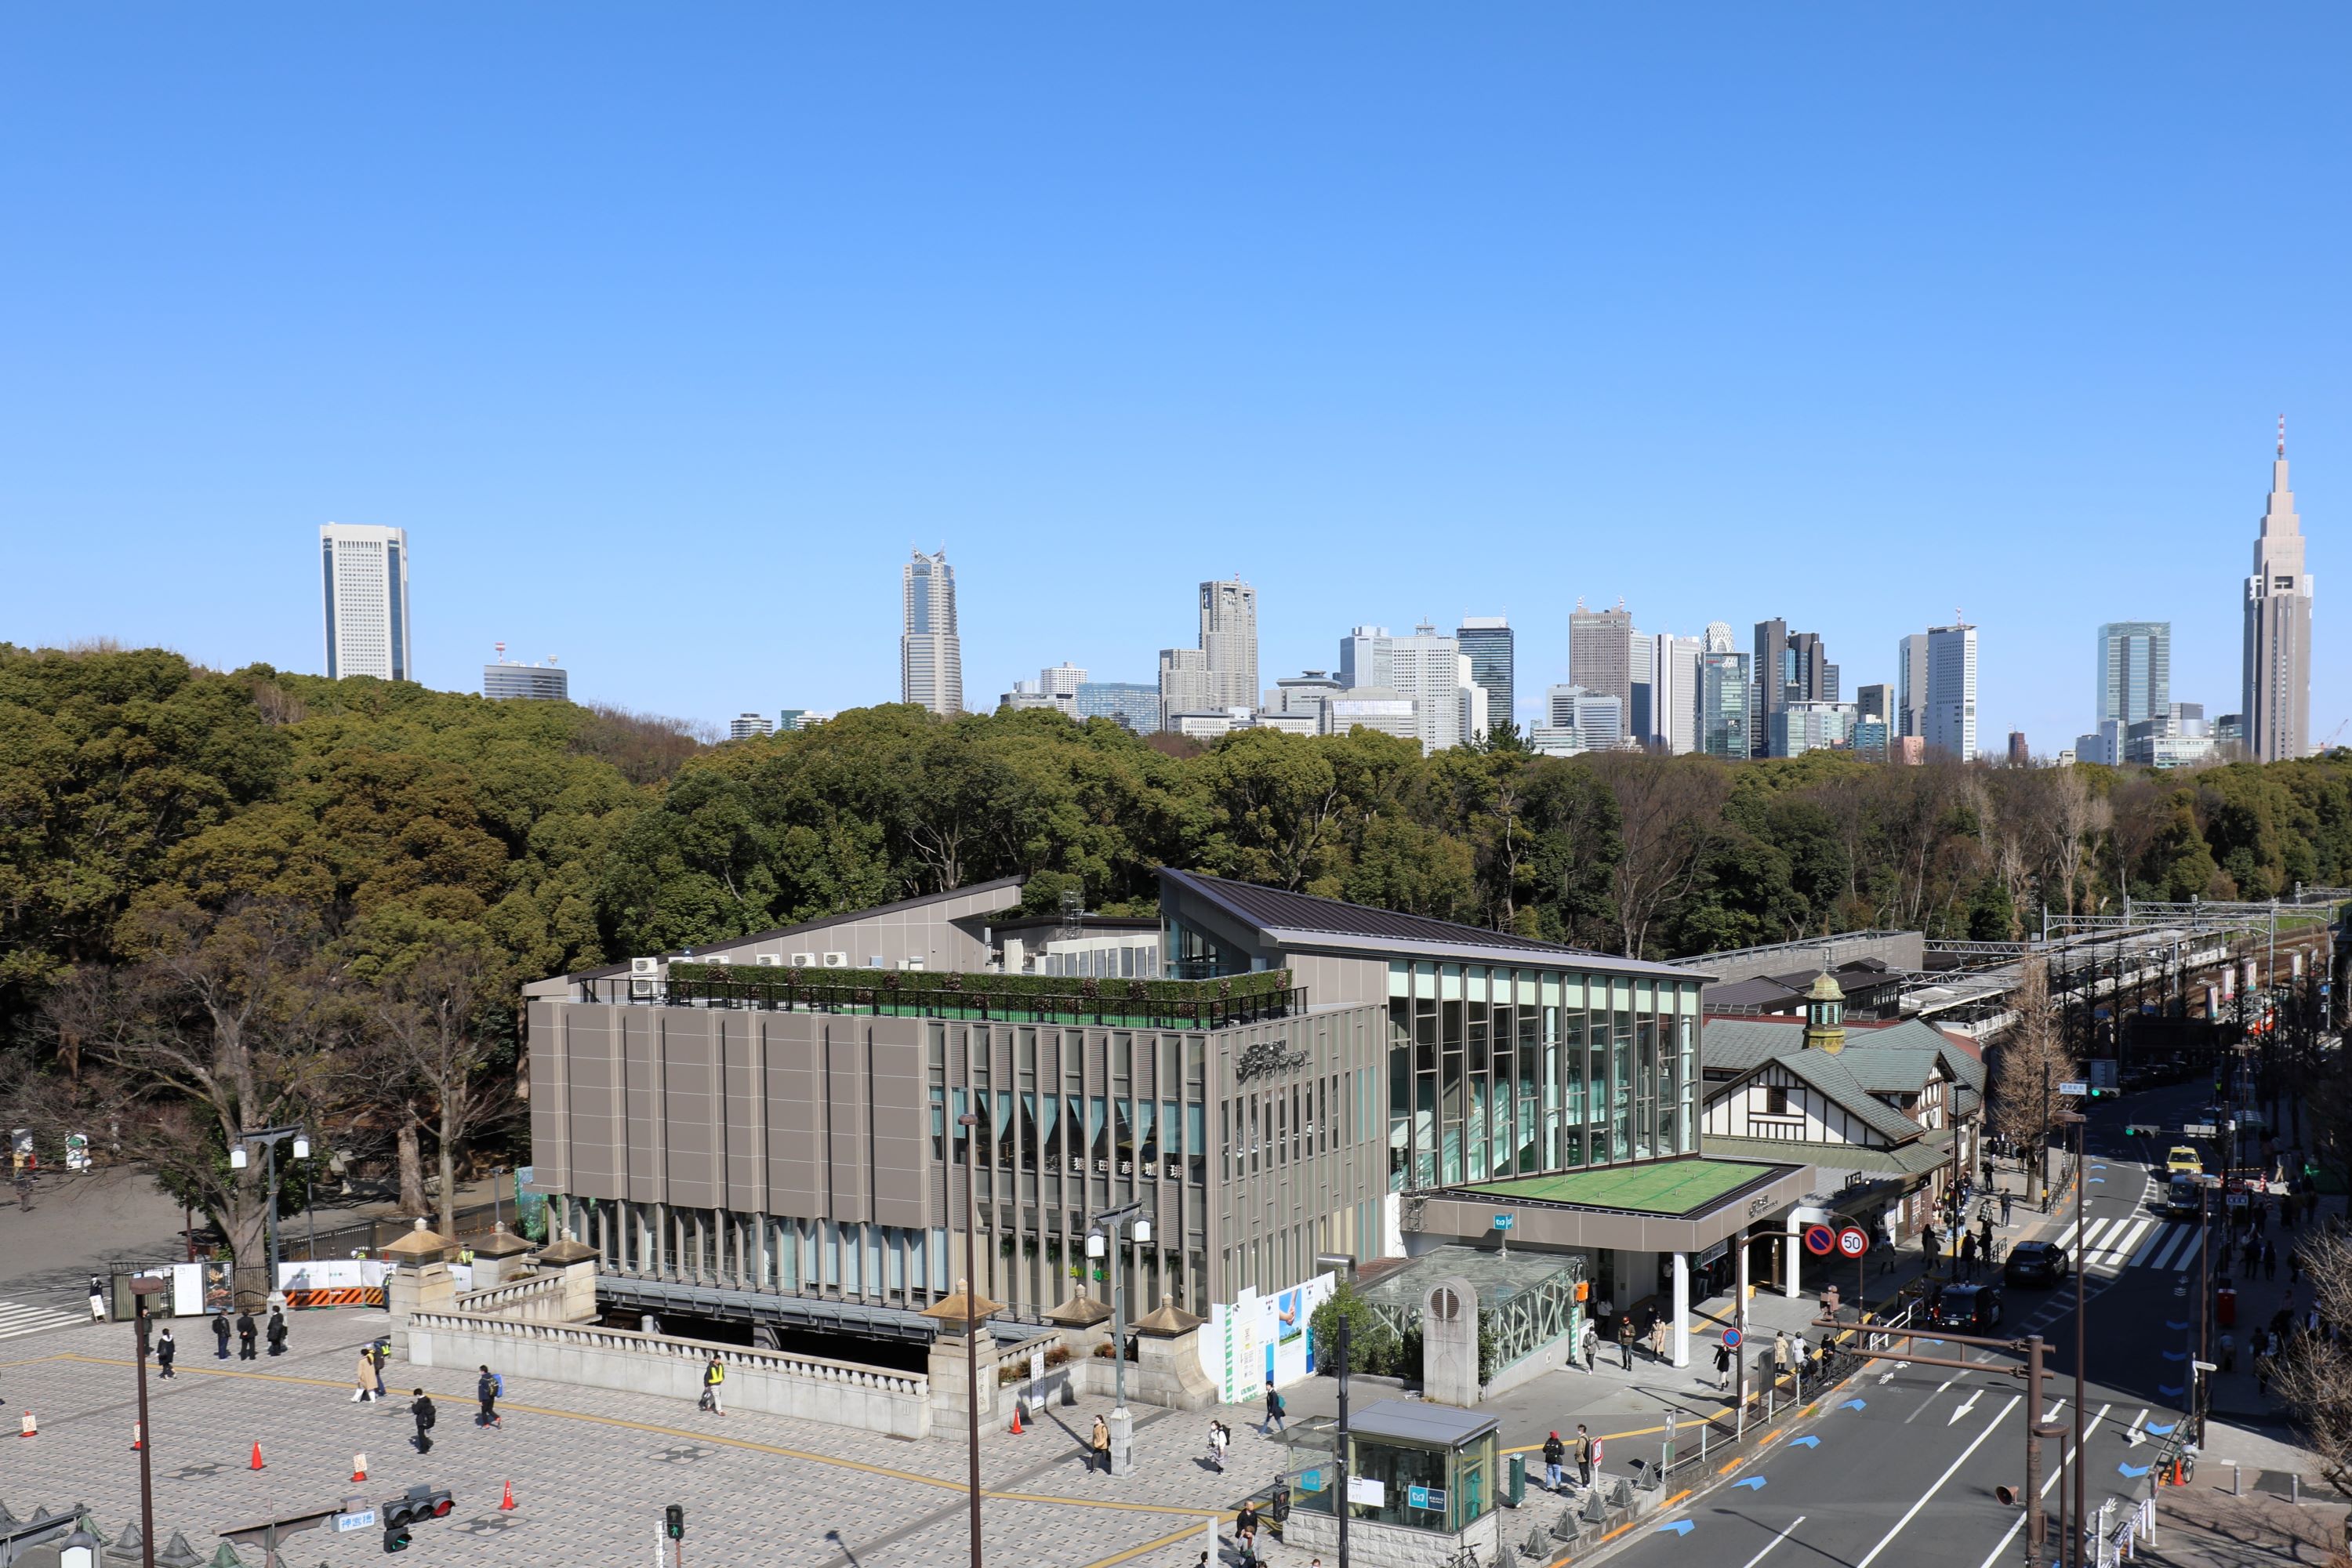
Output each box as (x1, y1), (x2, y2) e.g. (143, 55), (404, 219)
(1837, 1226), (1871, 1259)
(1802, 1224), (1837, 1257)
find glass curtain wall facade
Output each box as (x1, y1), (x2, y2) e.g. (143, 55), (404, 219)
(1700, 651), (1751, 760)
(1385, 963), (1700, 1192)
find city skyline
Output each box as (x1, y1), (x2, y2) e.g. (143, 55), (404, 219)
(5, 13), (2344, 750)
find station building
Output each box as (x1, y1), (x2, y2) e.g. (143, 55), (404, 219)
(522, 870), (1818, 1375)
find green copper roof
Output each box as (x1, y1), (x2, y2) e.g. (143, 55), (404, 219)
(1462, 1158), (1779, 1216)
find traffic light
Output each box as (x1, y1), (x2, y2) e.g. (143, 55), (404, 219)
(383, 1519), (412, 1553)
(666, 1504), (685, 1542)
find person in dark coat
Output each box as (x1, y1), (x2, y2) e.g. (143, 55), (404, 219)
(211, 1312), (231, 1359)
(156, 1327), (176, 1379)
(410, 1389), (437, 1454)
(265, 1307), (288, 1356)
(235, 1311), (258, 1360)
(476, 1365), (502, 1428)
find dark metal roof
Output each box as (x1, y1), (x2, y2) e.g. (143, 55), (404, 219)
(1348, 1397), (1500, 1447)
(1163, 869), (1699, 978)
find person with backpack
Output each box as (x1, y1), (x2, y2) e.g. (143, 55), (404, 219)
(1573, 1424), (1597, 1488)
(701, 1354), (726, 1415)
(1262, 1379), (1287, 1436)
(265, 1307), (289, 1356)
(1207, 1419), (1230, 1472)
(211, 1311), (231, 1359)
(1089, 1414), (1111, 1473)
(1541, 1429), (1565, 1490)
(1233, 1499), (1261, 1561)
(476, 1364), (503, 1428)
(410, 1388), (437, 1454)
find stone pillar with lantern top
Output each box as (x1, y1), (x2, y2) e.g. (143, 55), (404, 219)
(383, 1218), (456, 1356)
(531, 1229), (601, 1322)
(467, 1221), (537, 1290)
(1129, 1299), (1218, 1409)
(921, 1279), (1005, 1426)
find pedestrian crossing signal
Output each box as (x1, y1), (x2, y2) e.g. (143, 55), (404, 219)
(383, 1520), (412, 1553)
(665, 1504), (685, 1542)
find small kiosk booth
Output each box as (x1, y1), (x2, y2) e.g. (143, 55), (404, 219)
(1283, 1399), (1505, 1565)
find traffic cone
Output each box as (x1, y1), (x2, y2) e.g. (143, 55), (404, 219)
(352, 1454), (368, 1483)
(131, 1421), (142, 1451)
(17, 1410), (34, 1439)
(249, 1440), (265, 1471)
(499, 1479), (516, 1512)
(1009, 1403), (1024, 1436)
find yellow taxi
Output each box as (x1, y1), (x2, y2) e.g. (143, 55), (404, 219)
(2165, 1145), (2203, 1175)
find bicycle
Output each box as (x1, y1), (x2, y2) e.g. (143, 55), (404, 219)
(1440, 1544), (1483, 1568)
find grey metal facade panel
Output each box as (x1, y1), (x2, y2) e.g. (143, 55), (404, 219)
(869, 1035), (928, 1229)
(567, 877), (1025, 982)
(527, 1004), (570, 1194)
(768, 1020), (825, 1215)
(826, 1028), (873, 1222)
(623, 1012), (667, 1205)
(663, 1021), (720, 1210)
(722, 1015), (768, 1212)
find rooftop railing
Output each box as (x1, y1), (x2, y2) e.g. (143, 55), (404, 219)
(576, 967), (1303, 1032)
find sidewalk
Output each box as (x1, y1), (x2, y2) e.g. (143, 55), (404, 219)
(2142, 1486), (2352, 1567)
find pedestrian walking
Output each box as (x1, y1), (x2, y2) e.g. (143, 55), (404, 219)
(85, 1276), (106, 1323)
(211, 1311), (231, 1359)
(1089, 1414), (1111, 1474)
(1645, 1312), (1667, 1363)
(235, 1310), (258, 1360)
(1579, 1319), (1599, 1373)
(1923, 1223), (1941, 1272)
(265, 1307), (288, 1356)
(409, 1388), (436, 1454)
(476, 1364), (503, 1428)
(156, 1327), (176, 1379)
(1263, 1380), (1287, 1435)
(1959, 1232), (1978, 1281)
(371, 1340), (389, 1398)
(2263, 1239), (2278, 1280)
(1542, 1430), (1565, 1490)
(1773, 1332), (1794, 1385)
(351, 1348), (378, 1403)
(1617, 1314), (1636, 1370)
(1712, 1341), (1733, 1393)
(1234, 1499), (1261, 1562)
(699, 1353), (725, 1415)
(2001, 1190), (2014, 1226)
(1576, 1425), (1600, 1487)
(1207, 1419), (1229, 1472)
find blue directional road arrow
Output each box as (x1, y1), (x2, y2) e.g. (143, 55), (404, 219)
(1655, 1520), (1694, 1537)
(1733, 1477), (1767, 1490)
(2119, 1462), (2152, 1478)
(2161, 1349), (2187, 1362)
(2145, 1421), (2176, 1436)
(1788, 1436), (1820, 1449)
(1841, 1399), (1867, 1411)
(2158, 1384), (2184, 1399)
(2165, 1321), (2190, 1332)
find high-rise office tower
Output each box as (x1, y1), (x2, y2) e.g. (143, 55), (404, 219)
(2096, 622), (2171, 730)
(1038, 662), (1087, 698)
(1388, 622), (1470, 753)
(1923, 620), (1979, 760)
(1570, 601), (1634, 714)
(1200, 578), (1258, 712)
(1753, 619), (1834, 756)
(319, 523), (412, 681)
(1455, 617), (1514, 732)
(901, 549), (963, 715)
(1646, 633), (1701, 753)
(2242, 422), (2314, 762)
(1897, 634), (1930, 739)
(1856, 684), (1894, 727)
(483, 644), (568, 701)
(1700, 649), (1751, 760)
(1704, 621), (1734, 655)
(1339, 626), (1393, 689)
(1158, 647), (1218, 730)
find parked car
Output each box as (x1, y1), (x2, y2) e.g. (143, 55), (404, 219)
(1926, 1283), (2005, 1334)
(2003, 1241), (2071, 1287)
(2166, 1146), (2204, 1174)
(2118, 1068), (2150, 1093)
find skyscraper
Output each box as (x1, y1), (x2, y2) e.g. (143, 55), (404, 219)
(319, 523), (412, 681)
(1647, 633), (1700, 753)
(901, 549), (963, 715)
(1339, 626), (1393, 689)
(1200, 578), (1258, 712)
(1897, 634), (1930, 739)
(2096, 622), (2171, 729)
(1753, 619), (1835, 757)
(1159, 647), (1217, 730)
(1388, 622), (1472, 753)
(1856, 684), (1894, 726)
(2242, 422), (2314, 762)
(1700, 649), (1751, 760)
(1569, 601), (1634, 715)
(1455, 617), (1514, 733)
(1923, 620), (1979, 760)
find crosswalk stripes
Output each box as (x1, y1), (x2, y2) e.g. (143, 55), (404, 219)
(0, 1299), (84, 1341)
(2089, 1218), (2154, 1273)
(2147, 1225), (2195, 1272)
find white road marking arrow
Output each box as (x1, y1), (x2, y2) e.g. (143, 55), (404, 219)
(1947, 1389), (1983, 1426)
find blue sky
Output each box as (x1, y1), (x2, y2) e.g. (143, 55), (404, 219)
(3, 6), (2344, 750)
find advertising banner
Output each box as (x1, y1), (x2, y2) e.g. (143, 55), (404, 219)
(1201, 1271), (1336, 1403)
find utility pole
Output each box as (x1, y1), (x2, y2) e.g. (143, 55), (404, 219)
(2070, 1112), (2088, 1565)
(2025, 1334), (2046, 1567)
(1336, 1315), (1352, 1568)
(956, 1109), (983, 1568)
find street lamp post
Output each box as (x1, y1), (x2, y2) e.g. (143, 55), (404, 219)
(956, 1109), (982, 1568)
(1087, 1201), (1151, 1477)
(130, 1276), (163, 1568)
(2060, 1109), (2089, 1566)
(228, 1125), (310, 1302)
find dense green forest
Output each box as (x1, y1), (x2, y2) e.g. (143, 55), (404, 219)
(5, 644), (2350, 1294)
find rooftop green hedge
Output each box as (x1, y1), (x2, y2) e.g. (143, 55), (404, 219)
(662, 962), (1293, 1006)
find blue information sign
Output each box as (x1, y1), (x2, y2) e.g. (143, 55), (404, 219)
(1493, 1213), (1515, 1230)
(1406, 1485), (1448, 1511)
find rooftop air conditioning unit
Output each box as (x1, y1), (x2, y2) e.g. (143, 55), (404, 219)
(704, 954), (731, 966)
(628, 956), (659, 1000)
(822, 952), (850, 968)
(898, 958), (926, 971)
(866, 955), (884, 969)
(789, 953), (815, 967)
(753, 953), (782, 967)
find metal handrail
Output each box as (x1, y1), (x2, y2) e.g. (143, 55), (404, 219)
(584, 974), (1305, 1032)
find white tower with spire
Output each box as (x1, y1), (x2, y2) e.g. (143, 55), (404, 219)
(2241, 419), (2314, 762)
